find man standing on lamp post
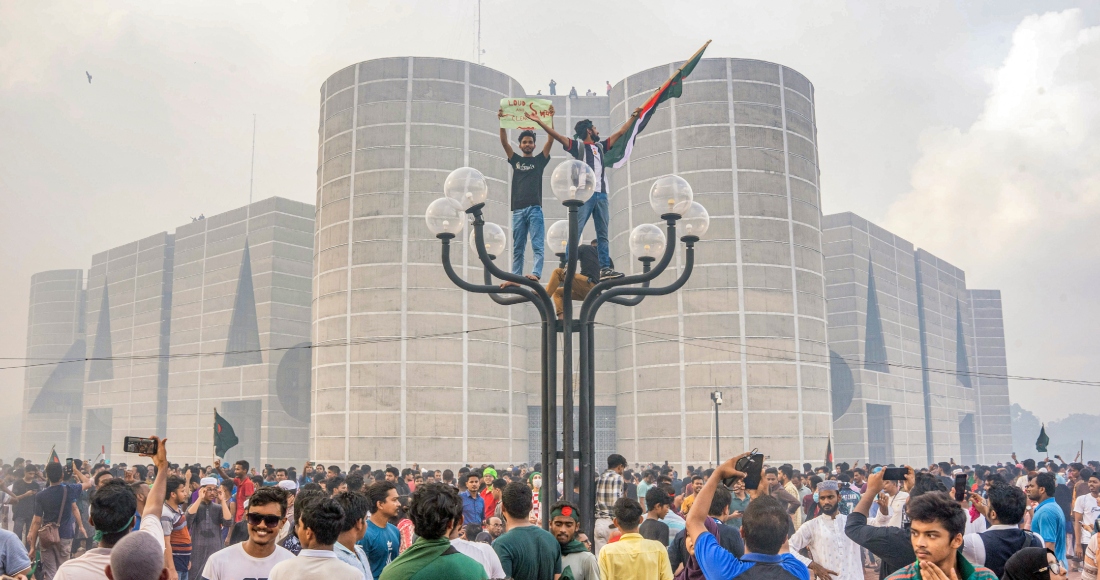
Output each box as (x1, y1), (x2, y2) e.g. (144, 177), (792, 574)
(525, 108), (643, 281)
(498, 107), (554, 283)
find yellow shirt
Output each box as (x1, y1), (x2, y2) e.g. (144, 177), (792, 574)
(681, 494), (696, 515)
(597, 532), (674, 580)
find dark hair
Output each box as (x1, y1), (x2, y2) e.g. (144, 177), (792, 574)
(45, 462), (62, 483)
(325, 476), (345, 495)
(574, 119), (594, 139)
(466, 472), (481, 483)
(386, 466), (400, 477)
(764, 467), (778, 476)
(645, 486), (670, 509)
(740, 494), (788, 554)
(612, 497), (643, 530)
(299, 497), (345, 546)
(910, 472), (948, 498)
(409, 483), (464, 540)
(607, 454), (627, 469)
(501, 481), (533, 519)
(249, 486), (289, 517)
(690, 474), (704, 483)
(130, 481), (148, 496)
(275, 468), (288, 477)
(709, 484), (732, 517)
(778, 465), (793, 480)
(165, 476), (186, 500)
(986, 473), (1006, 487)
(464, 523), (483, 540)
(291, 489), (326, 529)
(94, 471), (114, 485)
(333, 492), (370, 533)
(301, 482), (323, 493)
(345, 474), (364, 493)
(328, 465), (341, 474)
(808, 475), (823, 490)
(986, 484), (1027, 525)
(367, 481), (397, 512)
(235, 460), (250, 472)
(907, 491), (966, 538)
(518, 130), (537, 144)
(442, 469), (454, 482)
(1030, 472), (1056, 497)
(1086, 469), (1098, 482)
(91, 480), (138, 547)
(1022, 458), (1036, 471)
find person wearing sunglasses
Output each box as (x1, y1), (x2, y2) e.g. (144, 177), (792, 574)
(1003, 547), (1068, 580)
(198, 487), (294, 579)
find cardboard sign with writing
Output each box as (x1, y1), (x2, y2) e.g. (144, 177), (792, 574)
(499, 98), (553, 130)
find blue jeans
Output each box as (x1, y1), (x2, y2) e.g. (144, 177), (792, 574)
(512, 205), (545, 279)
(576, 192), (611, 269)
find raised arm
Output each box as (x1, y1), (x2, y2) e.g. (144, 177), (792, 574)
(526, 110), (570, 148)
(605, 107), (642, 149)
(144, 436), (169, 519)
(72, 464), (93, 490)
(686, 452), (749, 542)
(539, 105), (556, 157)
(213, 455), (230, 481)
(497, 109), (515, 159)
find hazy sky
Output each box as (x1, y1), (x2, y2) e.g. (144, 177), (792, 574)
(2, 1), (1098, 457)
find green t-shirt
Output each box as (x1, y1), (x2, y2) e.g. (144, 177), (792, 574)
(492, 525), (562, 580)
(409, 551), (487, 580)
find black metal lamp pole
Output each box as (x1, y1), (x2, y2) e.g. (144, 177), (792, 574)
(429, 168), (707, 537)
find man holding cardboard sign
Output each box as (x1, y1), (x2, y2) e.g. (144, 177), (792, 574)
(498, 104), (555, 282)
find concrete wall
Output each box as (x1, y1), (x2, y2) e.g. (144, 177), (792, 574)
(312, 57), (531, 469)
(167, 197), (313, 467)
(823, 213), (928, 465)
(20, 270), (85, 461)
(82, 232), (174, 460)
(968, 289), (1012, 461)
(607, 58), (831, 465)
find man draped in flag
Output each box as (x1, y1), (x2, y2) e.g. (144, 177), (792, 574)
(526, 41), (710, 281)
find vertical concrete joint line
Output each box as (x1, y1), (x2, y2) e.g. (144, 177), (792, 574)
(727, 59), (751, 452)
(778, 65), (806, 463)
(462, 61), (471, 464)
(400, 57), (414, 467)
(345, 67), (359, 466)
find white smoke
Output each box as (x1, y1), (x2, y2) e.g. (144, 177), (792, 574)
(883, 9), (1100, 421)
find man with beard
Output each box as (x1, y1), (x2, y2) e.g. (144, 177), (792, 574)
(1028, 472), (1068, 567)
(548, 501), (598, 580)
(185, 477), (231, 576)
(200, 486), (295, 579)
(789, 481), (863, 580)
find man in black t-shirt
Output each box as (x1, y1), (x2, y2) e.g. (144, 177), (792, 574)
(498, 107), (554, 282)
(9, 465), (41, 542)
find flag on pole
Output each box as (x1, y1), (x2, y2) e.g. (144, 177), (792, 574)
(603, 40), (711, 169)
(1036, 424), (1050, 453)
(214, 409), (239, 458)
(48, 445), (60, 464)
(825, 437), (834, 471)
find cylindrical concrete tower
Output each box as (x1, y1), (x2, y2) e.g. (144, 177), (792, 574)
(21, 269), (86, 460)
(607, 58), (830, 465)
(313, 58), (529, 468)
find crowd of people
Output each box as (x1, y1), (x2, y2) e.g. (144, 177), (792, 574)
(0, 441), (1089, 580)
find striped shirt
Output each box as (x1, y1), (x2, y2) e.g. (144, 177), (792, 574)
(563, 138), (611, 193)
(885, 553), (996, 580)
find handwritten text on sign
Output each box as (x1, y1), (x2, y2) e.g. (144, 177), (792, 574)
(499, 98), (553, 130)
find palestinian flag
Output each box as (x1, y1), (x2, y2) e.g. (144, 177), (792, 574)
(604, 40), (711, 169)
(214, 409), (240, 458)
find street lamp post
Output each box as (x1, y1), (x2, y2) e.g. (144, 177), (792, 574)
(711, 390), (722, 465)
(426, 165), (709, 536)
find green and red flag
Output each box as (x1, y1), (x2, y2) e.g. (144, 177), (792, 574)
(604, 40), (711, 169)
(214, 409), (239, 458)
(825, 437), (834, 471)
(48, 445), (60, 464)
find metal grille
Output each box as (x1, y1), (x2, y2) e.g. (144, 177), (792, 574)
(528, 406), (616, 467)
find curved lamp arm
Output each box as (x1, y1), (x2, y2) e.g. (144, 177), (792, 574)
(467, 205), (554, 310)
(581, 218), (678, 311)
(585, 241), (696, 322)
(602, 260), (653, 306)
(440, 235), (539, 304)
(484, 266), (536, 306)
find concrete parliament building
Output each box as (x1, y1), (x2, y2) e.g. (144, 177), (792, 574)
(20, 56), (1012, 469)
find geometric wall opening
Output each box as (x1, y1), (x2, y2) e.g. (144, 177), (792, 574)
(219, 399), (262, 470)
(829, 350), (855, 420)
(30, 339), (86, 414)
(866, 403), (894, 465)
(275, 342), (312, 422)
(959, 413), (978, 464)
(955, 301), (972, 388)
(223, 241), (262, 367)
(85, 407), (113, 460)
(88, 279), (114, 381)
(864, 257), (889, 373)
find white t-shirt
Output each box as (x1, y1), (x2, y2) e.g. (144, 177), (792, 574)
(201, 542), (295, 580)
(1075, 494), (1100, 545)
(268, 549), (363, 580)
(451, 538), (505, 579)
(54, 514), (164, 580)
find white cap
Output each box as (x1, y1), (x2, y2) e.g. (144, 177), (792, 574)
(952, 469), (964, 476)
(1038, 468), (1048, 474)
(199, 477), (218, 487)
(277, 479), (298, 491)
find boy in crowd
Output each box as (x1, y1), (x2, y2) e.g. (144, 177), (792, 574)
(548, 501), (598, 580)
(201, 487), (295, 579)
(268, 496), (360, 579)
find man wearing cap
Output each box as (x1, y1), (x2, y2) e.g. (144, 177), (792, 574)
(549, 501), (599, 580)
(789, 480), (864, 580)
(481, 468), (499, 522)
(186, 476), (232, 576)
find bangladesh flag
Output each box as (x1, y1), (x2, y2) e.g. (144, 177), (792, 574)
(48, 446), (60, 464)
(1036, 424), (1049, 453)
(604, 40), (711, 169)
(825, 436), (833, 471)
(214, 409), (239, 458)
